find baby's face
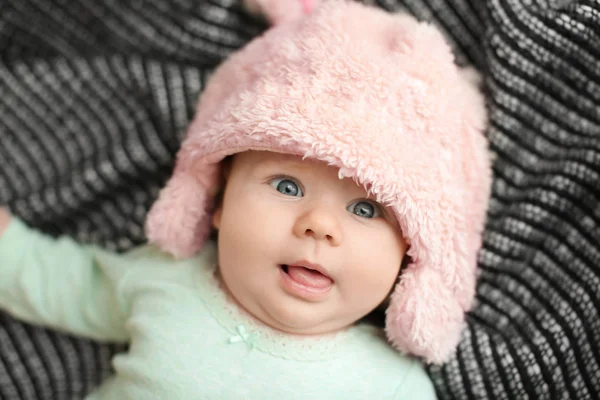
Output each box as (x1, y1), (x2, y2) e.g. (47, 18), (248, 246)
(213, 151), (407, 335)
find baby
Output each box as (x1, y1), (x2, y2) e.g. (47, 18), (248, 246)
(0, 1), (491, 398)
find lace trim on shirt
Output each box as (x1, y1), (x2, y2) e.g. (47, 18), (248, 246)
(193, 257), (362, 361)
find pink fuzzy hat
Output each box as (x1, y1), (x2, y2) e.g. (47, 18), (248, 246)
(146, 0), (491, 364)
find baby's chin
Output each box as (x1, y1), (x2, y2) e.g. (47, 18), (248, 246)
(217, 268), (358, 336)
(253, 300), (355, 337)
(262, 318), (352, 338)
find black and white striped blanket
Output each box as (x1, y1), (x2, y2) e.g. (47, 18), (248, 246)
(1, 0), (599, 398)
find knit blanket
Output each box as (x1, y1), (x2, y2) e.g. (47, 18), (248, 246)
(1, 1), (598, 398)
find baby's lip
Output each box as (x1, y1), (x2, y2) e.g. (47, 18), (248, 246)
(279, 260), (334, 299)
(286, 260), (333, 281)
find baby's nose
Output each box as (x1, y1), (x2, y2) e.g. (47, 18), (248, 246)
(292, 205), (343, 246)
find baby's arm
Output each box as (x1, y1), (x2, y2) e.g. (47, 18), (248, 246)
(0, 207), (128, 342)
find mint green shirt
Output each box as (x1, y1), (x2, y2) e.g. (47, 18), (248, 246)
(0, 219), (436, 399)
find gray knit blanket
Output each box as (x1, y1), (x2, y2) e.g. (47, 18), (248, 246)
(1, 0), (599, 399)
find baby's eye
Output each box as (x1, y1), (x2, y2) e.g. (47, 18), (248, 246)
(347, 200), (381, 219)
(269, 177), (304, 197)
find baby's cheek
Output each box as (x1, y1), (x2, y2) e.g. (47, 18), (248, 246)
(353, 231), (403, 275)
(365, 248), (403, 293)
(344, 252), (398, 303)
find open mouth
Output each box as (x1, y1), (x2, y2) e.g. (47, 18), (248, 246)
(279, 264), (334, 291)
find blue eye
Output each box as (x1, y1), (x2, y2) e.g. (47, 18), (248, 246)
(270, 178), (303, 197)
(348, 201), (380, 219)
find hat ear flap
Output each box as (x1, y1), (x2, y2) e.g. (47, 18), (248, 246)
(145, 164), (218, 259)
(386, 259), (468, 364)
(244, 0), (316, 25)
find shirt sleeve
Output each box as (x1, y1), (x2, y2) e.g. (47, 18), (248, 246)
(393, 360), (437, 400)
(0, 218), (129, 342)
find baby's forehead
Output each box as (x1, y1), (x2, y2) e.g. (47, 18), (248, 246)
(233, 151), (312, 167)
(233, 150), (376, 196)
(234, 151), (339, 178)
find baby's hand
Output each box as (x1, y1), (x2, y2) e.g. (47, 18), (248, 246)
(0, 207), (12, 238)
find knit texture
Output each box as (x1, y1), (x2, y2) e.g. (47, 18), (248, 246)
(1, 0), (599, 399)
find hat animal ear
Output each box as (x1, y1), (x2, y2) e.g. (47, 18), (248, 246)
(386, 259), (469, 364)
(244, 0), (316, 24)
(145, 162), (220, 259)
